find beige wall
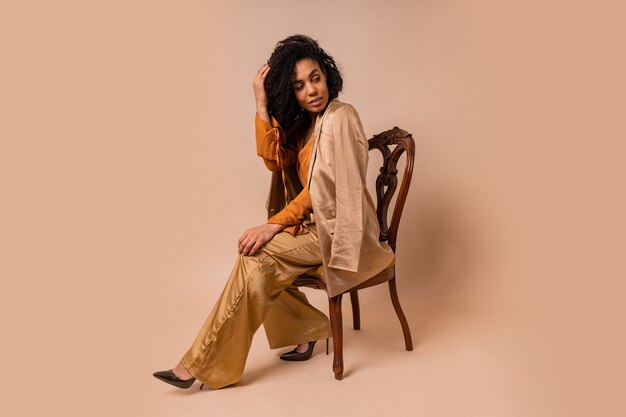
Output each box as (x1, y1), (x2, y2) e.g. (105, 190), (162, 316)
(2, 1), (624, 416)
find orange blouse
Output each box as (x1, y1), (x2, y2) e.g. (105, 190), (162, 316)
(255, 113), (314, 236)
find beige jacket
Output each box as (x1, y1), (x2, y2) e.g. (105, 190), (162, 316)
(307, 99), (395, 297)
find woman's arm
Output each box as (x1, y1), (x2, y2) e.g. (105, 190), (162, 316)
(253, 64), (271, 124)
(267, 187), (313, 229)
(255, 115), (297, 171)
(252, 64), (297, 171)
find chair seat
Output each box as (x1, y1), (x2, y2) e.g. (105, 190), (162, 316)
(302, 257), (397, 280)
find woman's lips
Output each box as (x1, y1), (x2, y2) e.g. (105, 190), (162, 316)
(309, 97), (323, 106)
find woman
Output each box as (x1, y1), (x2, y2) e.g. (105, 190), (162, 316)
(153, 34), (394, 390)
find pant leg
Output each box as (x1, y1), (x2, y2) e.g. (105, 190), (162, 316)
(179, 225), (324, 389)
(263, 286), (330, 349)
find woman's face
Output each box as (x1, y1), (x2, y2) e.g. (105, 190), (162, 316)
(292, 58), (329, 117)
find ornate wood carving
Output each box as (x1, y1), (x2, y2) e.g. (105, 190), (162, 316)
(368, 127), (415, 252)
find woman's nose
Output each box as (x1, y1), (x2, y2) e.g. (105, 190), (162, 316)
(307, 83), (318, 95)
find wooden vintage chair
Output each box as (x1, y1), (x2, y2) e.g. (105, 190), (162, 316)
(293, 126), (415, 380)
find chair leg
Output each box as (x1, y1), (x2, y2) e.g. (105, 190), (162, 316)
(349, 291), (361, 330)
(328, 294), (344, 380)
(388, 277), (413, 351)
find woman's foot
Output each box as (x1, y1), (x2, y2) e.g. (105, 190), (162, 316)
(172, 362), (193, 380)
(153, 361), (196, 389)
(294, 343), (310, 353)
(279, 340), (317, 361)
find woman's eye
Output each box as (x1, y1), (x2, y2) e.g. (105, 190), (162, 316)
(312, 76), (319, 82)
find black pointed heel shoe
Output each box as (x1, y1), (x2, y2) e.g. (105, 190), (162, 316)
(280, 338), (328, 361)
(153, 369), (196, 389)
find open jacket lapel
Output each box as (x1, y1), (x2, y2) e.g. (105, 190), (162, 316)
(307, 98), (336, 191)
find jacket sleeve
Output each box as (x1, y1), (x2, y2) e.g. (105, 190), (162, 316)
(327, 104), (368, 272)
(255, 113), (297, 171)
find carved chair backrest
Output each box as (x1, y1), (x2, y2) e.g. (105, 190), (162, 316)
(368, 127), (415, 252)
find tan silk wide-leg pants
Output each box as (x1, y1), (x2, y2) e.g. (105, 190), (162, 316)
(180, 224), (330, 389)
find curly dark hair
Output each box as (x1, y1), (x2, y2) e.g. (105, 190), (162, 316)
(264, 34), (343, 143)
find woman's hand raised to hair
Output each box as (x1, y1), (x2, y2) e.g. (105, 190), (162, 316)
(238, 223), (286, 256)
(253, 64), (271, 123)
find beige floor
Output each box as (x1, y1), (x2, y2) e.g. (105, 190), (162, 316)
(140, 288), (527, 417)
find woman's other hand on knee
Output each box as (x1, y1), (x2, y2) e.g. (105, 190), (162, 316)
(238, 223), (286, 256)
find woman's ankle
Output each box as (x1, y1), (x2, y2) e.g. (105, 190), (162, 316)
(172, 362), (193, 379)
(295, 343), (309, 353)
